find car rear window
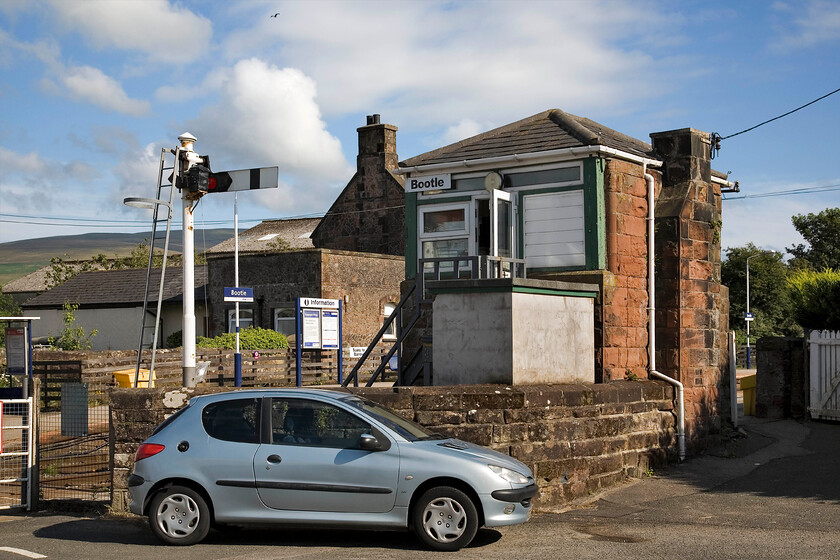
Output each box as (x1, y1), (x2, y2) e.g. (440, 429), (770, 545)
(201, 398), (261, 443)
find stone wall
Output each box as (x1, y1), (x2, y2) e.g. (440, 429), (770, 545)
(601, 159), (662, 382)
(207, 249), (403, 346)
(110, 381), (676, 513)
(756, 337), (807, 419)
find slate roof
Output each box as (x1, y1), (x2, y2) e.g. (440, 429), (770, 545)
(401, 109), (657, 168)
(205, 218), (321, 256)
(22, 265), (207, 308)
(2, 261), (109, 295)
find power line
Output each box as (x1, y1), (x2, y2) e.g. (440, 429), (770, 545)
(721, 87), (840, 140)
(710, 86), (840, 158)
(723, 183), (840, 201)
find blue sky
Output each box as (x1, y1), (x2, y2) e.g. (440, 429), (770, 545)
(0, 0), (838, 255)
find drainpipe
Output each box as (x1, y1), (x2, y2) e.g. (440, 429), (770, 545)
(644, 162), (686, 461)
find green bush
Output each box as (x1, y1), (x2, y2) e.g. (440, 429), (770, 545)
(787, 269), (840, 330)
(197, 327), (289, 350)
(166, 330), (183, 348)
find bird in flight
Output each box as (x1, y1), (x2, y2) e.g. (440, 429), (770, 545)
(270, 12), (280, 17)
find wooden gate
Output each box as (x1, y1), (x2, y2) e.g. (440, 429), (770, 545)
(809, 330), (840, 421)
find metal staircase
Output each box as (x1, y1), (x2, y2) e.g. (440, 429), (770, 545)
(127, 147), (180, 387)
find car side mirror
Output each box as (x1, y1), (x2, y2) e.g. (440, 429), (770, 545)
(359, 433), (382, 451)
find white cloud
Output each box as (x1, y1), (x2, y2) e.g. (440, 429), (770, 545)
(442, 119), (486, 144)
(44, 65), (151, 116)
(45, 0), (212, 63)
(772, 0), (840, 50)
(182, 58), (352, 183)
(222, 0), (674, 136)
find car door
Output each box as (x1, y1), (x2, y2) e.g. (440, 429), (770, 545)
(253, 397), (400, 513)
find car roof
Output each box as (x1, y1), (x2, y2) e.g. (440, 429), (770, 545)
(189, 387), (359, 405)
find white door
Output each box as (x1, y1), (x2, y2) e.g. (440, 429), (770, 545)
(491, 189), (513, 259)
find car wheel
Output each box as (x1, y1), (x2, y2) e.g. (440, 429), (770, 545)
(148, 485), (211, 546)
(412, 486), (479, 551)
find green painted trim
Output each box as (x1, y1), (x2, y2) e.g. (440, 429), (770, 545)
(583, 158), (607, 269)
(406, 193), (418, 278)
(429, 285), (597, 298)
(415, 195), (474, 206)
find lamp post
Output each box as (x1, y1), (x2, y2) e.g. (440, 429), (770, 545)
(745, 254), (758, 369)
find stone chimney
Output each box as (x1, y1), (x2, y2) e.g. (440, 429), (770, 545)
(310, 115), (405, 255)
(357, 113), (400, 174)
(649, 127), (726, 451)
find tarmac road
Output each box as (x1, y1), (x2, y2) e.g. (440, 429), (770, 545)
(0, 416), (838, 560)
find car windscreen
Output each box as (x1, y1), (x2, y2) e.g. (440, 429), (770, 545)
(343, 397), (444, 442)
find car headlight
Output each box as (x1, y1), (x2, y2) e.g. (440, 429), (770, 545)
(489, 464), (530, 484)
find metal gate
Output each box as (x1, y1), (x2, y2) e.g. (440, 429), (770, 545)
(810, 330), (840, 421)
(0, 398), (35, 511)
(37, 376), (111, 504)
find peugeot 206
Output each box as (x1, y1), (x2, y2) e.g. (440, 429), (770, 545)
(129, 389), (538, 551)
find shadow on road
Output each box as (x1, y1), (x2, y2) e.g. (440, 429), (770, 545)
(34, 516), (502, 550)
(660, 419), (840, 504)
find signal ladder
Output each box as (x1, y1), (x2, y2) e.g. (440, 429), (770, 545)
(127, 146), (182, 387)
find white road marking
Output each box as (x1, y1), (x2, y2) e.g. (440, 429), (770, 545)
(0, 547), (46, 559)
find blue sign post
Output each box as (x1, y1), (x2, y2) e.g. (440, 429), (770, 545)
(224, 287), (254, 385)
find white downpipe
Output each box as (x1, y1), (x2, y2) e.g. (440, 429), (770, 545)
(645, 163), (686, 461)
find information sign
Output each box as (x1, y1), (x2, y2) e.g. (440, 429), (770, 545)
(301, 309), (322, 349)
(321, 310), (339, 350)
(5, 327), (27, 375)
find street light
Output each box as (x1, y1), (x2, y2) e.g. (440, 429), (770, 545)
(745, 251), (780, 369)
(745, 254), (758, 369)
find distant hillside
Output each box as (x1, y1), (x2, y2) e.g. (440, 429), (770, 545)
(0, 229), (234, 286)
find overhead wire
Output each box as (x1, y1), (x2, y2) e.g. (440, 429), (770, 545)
(710, 86), (840, 158)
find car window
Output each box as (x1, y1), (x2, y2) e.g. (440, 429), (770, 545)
(342, 396), (442, 442)
(202, 398), (260, 443)
(271, 398), (370, 449)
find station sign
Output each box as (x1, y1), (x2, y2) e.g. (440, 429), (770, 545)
(744, 312), (754, 321)
(224, 287), (254, 302)
(406, 173), (452, 192)
(299, 297), (340, 309)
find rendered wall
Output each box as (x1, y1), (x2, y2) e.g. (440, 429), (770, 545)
(432, 280), (596, 385)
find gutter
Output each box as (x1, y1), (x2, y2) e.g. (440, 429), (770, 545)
(644, 161), (686, 461)
(395, 145), (662, 176)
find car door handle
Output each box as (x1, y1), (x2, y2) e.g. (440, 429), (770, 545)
(266, 454), (282, 464)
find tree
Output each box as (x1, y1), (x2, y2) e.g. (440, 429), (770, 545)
(0, 289), (22, 346)
(49, 302), (98, 351)
(787, 269), (840, 330)
(787, 207), (840, 270)
(721, 244), (801, 342)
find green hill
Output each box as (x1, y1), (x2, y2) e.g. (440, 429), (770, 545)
(0, 229), (233, 286)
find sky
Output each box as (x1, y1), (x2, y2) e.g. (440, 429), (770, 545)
(0, 0), (838, 257)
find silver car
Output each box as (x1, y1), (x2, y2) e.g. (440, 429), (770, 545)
(128, 388), (537, 551)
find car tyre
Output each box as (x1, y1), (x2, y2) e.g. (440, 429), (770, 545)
(148, 485), (211, 546)
(412, 486), (479, 551)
